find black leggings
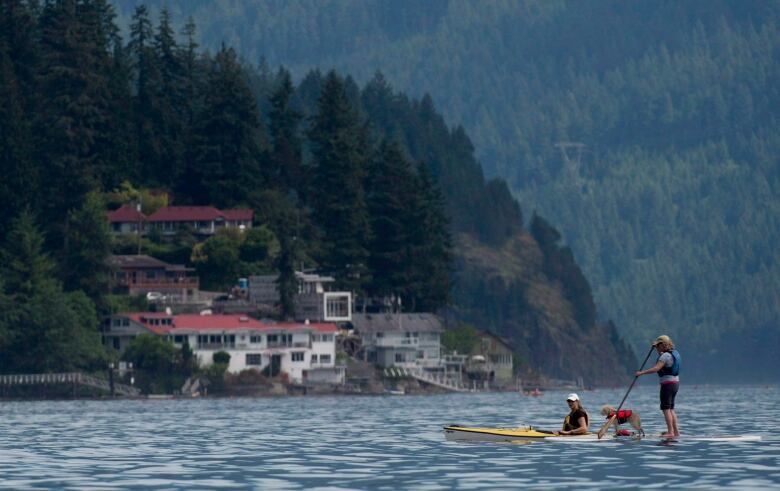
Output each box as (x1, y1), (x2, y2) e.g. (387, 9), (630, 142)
(660, 382), (679, 410)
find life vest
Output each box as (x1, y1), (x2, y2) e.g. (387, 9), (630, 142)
(657, 349), (681, 378)
(607, 409), (632, 425)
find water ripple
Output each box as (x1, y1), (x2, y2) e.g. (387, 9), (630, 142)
(0, 386), (778, 489)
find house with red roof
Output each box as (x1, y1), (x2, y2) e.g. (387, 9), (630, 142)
(102, 313), (343, 385)
(107, 205), (253, 237)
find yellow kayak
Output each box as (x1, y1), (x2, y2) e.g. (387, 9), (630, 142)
(443, 425), (594, 442)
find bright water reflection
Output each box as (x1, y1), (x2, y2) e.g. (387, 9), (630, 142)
(0, 385), (779, 489)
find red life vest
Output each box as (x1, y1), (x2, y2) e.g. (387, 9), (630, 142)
(607, 409), (633, 424)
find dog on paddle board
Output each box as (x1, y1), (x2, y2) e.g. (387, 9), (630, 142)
(600, 405), (644, 436)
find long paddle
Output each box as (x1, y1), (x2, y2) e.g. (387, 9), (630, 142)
(597, 345), (656, 439)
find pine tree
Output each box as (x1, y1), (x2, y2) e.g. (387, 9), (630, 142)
(410, 161), (453, 311)
(365, 139), (416, 306)
(152, 7), (185, 187)
(61, 191), (112, 300)
(186, 46), (265, 206)
(0, 36), (36, 238)
(268, 68), (304, 194)
(128, 4), (162, 184)
(35, 0), (113, 253)
(308, 71), (372, 293)
(0, 210), (57, 300)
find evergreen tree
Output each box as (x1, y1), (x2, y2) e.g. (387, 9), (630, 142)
(0, 210), (57, 300)
(35, 0), (114, 254)
(308, 71), (372, 293)
(128, 4), (162, 184)
(0, 36), (36, 238)
(365, 139), (416, 306)
(410, 161), (453, 311)
(61, 191), (112, 300)
(185, 46), (265, 206)
(268, 68), (304, 194)
(152, 7), (185, 187)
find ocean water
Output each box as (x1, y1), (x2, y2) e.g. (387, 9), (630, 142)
(0, 385), (778, 489)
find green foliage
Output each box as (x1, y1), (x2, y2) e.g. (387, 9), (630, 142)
(62, 191), (113, 299)
(308, 71), (372, 293)
(212, 350), (230, 364)
(0, 211), (107, 374)
(441, 324), (479, 355)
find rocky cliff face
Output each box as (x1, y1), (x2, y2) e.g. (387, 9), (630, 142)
(451, 233), (636, 386)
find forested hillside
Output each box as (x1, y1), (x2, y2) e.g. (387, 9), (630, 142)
(113, 0), (780, 381)
(0, 0), (634, 384)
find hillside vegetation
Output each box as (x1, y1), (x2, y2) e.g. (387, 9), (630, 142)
(113, 0), (780, 381)
(0, 0), (634, 384)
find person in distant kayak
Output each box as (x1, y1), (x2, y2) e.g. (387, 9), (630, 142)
(556, 393), (589, 435)
(635, 334), (681, 437)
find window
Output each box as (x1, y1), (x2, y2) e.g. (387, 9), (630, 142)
(197, 335), (208, 346)
(320, 354), (331, 364)
(311, 354), (318, 363)
(250, 335), (262, 344)
(395, 353), (405, 363)
(122, 318), (129, 327)
(292, 352), (304, 362)
(325, 294), (349, 318)
(112, 338), (120, 350)
(311, 334), (320, 342)
(246, 354), (262, 366)
(376, 332), (384, 338)
(173, 335), (186, 344)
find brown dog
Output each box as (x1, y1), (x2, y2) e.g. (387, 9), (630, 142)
(600, 405), (644, 436)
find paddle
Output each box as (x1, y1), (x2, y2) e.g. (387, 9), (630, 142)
(597, 345), (656, 439)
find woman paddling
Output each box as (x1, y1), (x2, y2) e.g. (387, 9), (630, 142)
(635, 334), (681, 437)
(555, 393), (589, 435)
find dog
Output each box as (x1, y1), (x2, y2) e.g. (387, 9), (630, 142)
(600, 405), (644, 436)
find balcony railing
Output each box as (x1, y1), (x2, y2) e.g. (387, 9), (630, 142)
(119, 277), (199, 289)
(197, 343), (235, 350)
(375, 337), (418, 347)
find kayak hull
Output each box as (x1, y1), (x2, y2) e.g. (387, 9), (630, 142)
(442, 425), (594, 442)
(443, 425), (762, 443)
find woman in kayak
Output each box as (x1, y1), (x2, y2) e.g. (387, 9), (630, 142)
(556, 393), (589, 435)
(635, 334), (680, 438)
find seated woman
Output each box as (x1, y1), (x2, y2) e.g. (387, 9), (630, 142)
(556, 393), (589, 435)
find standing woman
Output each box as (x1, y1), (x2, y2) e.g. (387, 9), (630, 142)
(556, 393), (589, 435)
(635, 335), (681, 437)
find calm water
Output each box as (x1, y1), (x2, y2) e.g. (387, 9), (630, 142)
(1, 385), (779, 489)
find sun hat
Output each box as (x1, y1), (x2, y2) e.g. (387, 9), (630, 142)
(566, 393), (579, 402)
(652, 334), (672, 346)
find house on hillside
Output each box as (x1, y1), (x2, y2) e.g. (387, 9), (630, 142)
(108, 255), (200, 302)
(102, 313), (343, 385)
(466, 330), (514, 388)
(248, 272), (352, 322)
(352, 313), (443, 369)
(107, 205), (253, 237)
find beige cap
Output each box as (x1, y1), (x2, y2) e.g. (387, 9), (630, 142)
(653, 334), (672, 346)
(566, 393), (580, 401)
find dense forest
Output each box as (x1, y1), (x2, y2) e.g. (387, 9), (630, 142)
(115, 0), (780, 381)
(0, 0), (634, 383)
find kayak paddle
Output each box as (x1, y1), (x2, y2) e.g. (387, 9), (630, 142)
(597, 345), (655, 439)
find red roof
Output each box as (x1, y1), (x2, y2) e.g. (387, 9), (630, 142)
(146, 206), (223, 222)
(145, 206), (253, 223)
(222, 209), (254, 221)
(121, 313), (337, 334)
(107, 204), (145, 223)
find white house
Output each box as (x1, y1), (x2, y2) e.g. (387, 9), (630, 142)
(102, 313), (343, 385)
